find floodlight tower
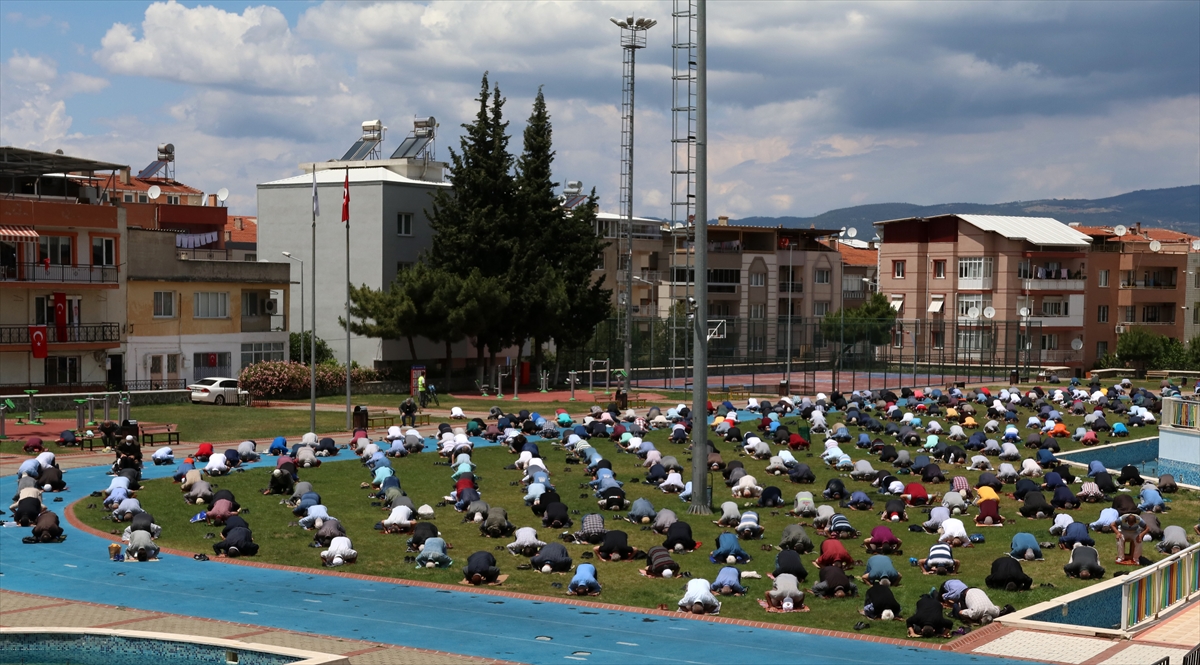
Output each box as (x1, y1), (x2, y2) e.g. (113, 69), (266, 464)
(611, 15), (656, 398)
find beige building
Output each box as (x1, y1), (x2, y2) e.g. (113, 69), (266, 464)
(874, 214), (1093, 373)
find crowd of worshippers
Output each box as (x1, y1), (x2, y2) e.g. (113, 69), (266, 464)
(34, 375), (1194, 631)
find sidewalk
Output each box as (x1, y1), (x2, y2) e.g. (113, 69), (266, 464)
(0, 589), (513, 665)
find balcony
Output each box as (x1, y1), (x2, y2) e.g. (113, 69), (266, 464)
(958, 276), (993, 290)
(0, 262), (118, 284)
(1022, 278), (1086, 291)
(0, 323), (121, 344)
(780, 282), (803, 294)
(843, 290), (866, 300)
(707, 241), (742, 254)
(1028, 313), (1084, 328)
(1120, 280), (1177, 290)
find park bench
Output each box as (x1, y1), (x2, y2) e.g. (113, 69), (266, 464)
(628, 393), (648, 409)
(366, 409), (395, 429)
(415, 413), (430, 426)
(139, 423), (179, 447)
(726, 385), (750, 401)
(1089, 368), (1125, 381)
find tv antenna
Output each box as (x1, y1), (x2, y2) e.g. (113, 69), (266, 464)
(146, 185), (161, 200)
(1149, 240), (1162, 252)
(983, 306), (995, 319)
(1113, 225), (1128, 237)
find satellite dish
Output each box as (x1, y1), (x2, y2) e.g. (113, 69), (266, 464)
(1149, 240), (1162, 252)
(967, 306), (980, 319)
(983, 306), (996, 319)
(146, 185), (161, 200)
(217, 188), (230, 202)
(1192, 239), (1200, 251)
(847, 227), (858, 238)
(1071, 338), (1084, 351)
(1113, 225), (1128, 237)
(1019, 307), (1031, 317)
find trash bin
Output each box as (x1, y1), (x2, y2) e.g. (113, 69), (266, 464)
(616, 391), (628, 410)
(1009, 370), (1019, 386)
(778, 380), (789, 397)
(352, 405), (368, 430)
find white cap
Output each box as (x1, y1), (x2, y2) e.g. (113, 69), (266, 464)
(125, 435), (135, 442)
(782, 598), (794, 610)
(891, 515), (900, 522)
(661, 569), (674, 578)
(726, 555), (736, 564)
(43, 484), (52, 491)
(881, 609), (894, 620)
(426, 561), (436, 568)
(474, 513), (484, 523)
(542, 564), (552, 573)
(332, 556), (344, 565)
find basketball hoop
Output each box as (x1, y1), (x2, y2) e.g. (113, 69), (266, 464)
(706, 319), (726, 341)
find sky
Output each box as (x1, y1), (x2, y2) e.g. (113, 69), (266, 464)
(1, 0), (1198, 219)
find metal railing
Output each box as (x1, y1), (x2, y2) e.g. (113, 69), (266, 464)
(780, 282), (803, 293)
(124, 379), (188, 391)
(0, 262), (118, 284)
(177, 248), (232, 261)
(0, 323), (121, 344)
(1120, 542), (1200, 631)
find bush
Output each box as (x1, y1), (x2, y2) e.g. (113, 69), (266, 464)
(1092, 353), (1124, 370)
(239, 361), (385, 398)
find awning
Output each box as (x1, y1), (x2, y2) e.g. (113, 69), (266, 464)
(0, 225), (38, 243)
(928, 299), (945, 313)
(889, 298), (904, 311)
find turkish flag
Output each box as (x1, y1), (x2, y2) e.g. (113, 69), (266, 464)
(29, 325), (48, 359)
(208, 353), (218, 368)
(53, 292), (68, 341)
(341, 169), (350, 224)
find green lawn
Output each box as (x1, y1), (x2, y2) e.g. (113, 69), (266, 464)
(75, 406), (1197, 641)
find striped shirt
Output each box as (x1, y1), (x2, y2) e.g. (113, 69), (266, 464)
(829, 514), (854, 532)
(927, 543), (954, 565)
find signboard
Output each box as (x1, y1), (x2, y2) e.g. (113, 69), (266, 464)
(410, 365), (425, 396)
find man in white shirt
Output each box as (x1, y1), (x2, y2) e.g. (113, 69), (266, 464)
(321, 536), (357, 566)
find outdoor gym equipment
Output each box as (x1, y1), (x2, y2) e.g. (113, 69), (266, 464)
(588, 359), (610, 395)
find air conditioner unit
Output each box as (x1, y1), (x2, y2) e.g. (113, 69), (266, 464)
(179, 252), (190, 260)
(264, 298), (279, 315)
(1115, 325), (1127, 334)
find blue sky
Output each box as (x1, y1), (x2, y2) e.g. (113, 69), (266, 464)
(2, 1), (1198, 218)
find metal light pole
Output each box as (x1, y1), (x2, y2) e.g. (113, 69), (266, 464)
(612, 14), (655, 398)
(784, 239), (794, 387)
(282, 252), (304, 366)
(689, 0), (710, 515)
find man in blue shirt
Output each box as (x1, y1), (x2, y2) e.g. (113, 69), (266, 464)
(1009, 532), (1042, 561)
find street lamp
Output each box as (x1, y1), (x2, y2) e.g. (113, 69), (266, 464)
(282, 252), (304, 365)
(612, 13), (654, 399)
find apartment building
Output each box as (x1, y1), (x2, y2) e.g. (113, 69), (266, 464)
(124, 227), (290, 387)
(874, 214), (1092, 372)
(0, 148), (129, 391)
(1076, 224), (1198, 366)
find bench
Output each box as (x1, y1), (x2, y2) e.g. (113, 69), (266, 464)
(628, 394), (648, 409)
(726, 385), (750, 401)
(139, 423), (179, 447)
(416, 413), (430, 426)
(366, 409), (395, 429)
(1089, 368), (1126, 381)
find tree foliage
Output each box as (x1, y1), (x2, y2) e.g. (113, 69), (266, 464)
(821, 292), (898, 351)
(288, 331), (334, 365)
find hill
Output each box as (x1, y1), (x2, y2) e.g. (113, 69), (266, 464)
(732, 185), (1199, 238)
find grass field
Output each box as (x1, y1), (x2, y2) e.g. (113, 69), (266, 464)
(75, 405), (1197, 641)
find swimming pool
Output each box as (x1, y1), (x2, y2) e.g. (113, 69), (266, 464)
(1057, 437), (1199, 486)
(0, 630), (344, 665)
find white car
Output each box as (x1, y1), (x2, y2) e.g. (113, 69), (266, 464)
(188, 377), (246, 405)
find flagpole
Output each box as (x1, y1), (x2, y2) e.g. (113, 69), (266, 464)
(310, 164), (317, 433)
(344, 167), (352, 431)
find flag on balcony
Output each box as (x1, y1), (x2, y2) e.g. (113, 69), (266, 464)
(341, 168), (350, 224)
(29, 325), (47, 359)
(53, 292), (68, 341)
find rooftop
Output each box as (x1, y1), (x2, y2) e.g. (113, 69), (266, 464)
(830, 240), (879, 266)
(875, 213), (1092, 247)
(0, 146), (126, 178)
(262, 165), (450, 188)
(225, 215), (257, 244)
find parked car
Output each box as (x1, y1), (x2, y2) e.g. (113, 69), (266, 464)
(188, 377), (246, 405)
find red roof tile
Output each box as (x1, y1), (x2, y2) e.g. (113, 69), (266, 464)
(224, 215), (257, 243)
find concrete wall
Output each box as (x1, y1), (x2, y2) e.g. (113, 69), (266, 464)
(0, 389), (191, 412)
(1160, 427), (1200, 465)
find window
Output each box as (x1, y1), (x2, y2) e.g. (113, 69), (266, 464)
(138, 194), (148, 204)
(956, 293), (991, 318)
(709, 269), (740, 293)
(814, 269), (831, 284)
(91, 237), (114, 266)
(1017, 261), (1031, 279)
(749, 336), (765, 352)
(153, 291), (174, 318)
(39, 236), (72, 265)
(244, 254), (257, 262)
(928, 296), (945, 314)
(1124, 306), (1136, 323)
(35, 295), (79, 327)
(1195, 272), (1200, 289)
(168, 354), (179, 374)
(749, 272), (765, 287)
(1040, 334), (1059, 350)
(749, 304), (765, 320)
(815, 301), (830, 317)
(150, 355), (163, 375)
(842, 275), (863, 292)
(44, 356), (79, 385)
(1195, 303), (1200, 325)
(958, 257), (993, 279)
(192, 352), (231, 381)
(167, 194), (180, 205)
(1040, 298), (1068, 317)
(931, 329), (945, 349)
(892, 261), (905, 279)
(1098, 270), (1109, 287)
(241, 291), (260, 317)
(122, 192), (134, 203)
(1097, 305), (1109, 323)
(1143, 305), (1166, 323)
(934, 260), (946, 278)
(397, 261), (413, 273)
(397, 213), (413, 236)
(893, 325), (905, 348)
(1096, 341), (1108, 357)
(194, 292), (229, 318)
(241, 342), (285, 366)
(595, 254), (605, 271)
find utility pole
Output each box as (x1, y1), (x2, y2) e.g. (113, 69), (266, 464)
(688, 0), (710, 515)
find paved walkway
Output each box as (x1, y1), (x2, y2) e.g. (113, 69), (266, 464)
(0, 456), (1039, 665)
(0, 589), (508, 665)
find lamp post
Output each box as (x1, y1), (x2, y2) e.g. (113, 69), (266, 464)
(688, 0), (710, 515)
(611, 14), (655, 398)
(784, 237), (794, 388)
(282, 252), (304, 366)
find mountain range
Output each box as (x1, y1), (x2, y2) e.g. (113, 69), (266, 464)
(730, 185), (1199, 239)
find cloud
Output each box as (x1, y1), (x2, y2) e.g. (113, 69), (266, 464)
(94, 0), (325, 94)
(4, 52), (58, 82)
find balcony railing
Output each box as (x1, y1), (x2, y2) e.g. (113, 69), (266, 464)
(0, 262), (118, 284)
(843, 290), (866, 299)
(958, 276), (993, 290)
(707, 241), (742, 253)
(1120, 281), (1177, 289)
(1022, 278), (1086, 291)
(780, 282), (803, 293)
(0, 323), (121, 344)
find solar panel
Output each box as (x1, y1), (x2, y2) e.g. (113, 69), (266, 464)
(341, 139), (380, 161)
(390, 136), (431, 159)
(137, 160), (166, 179)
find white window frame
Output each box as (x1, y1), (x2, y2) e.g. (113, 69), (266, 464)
(749, 304), (765, 320)
(122, 192), (134, 203)
(397, 212), (413, 236)
(814, 269), (831, 285)
(893, 261), (906, 279)
(956, 293), (990, 318)
(193, 292), (229, 319)
(1098, 270), (1109, 287)
(1041, 334), (1059, 351)
(957, 257), (993, 280)
(933, 260), (946, 279)
(814, 301), (830, 317)
(166, 194), (180, 205)
(1097, 305), (1109, 323)
(749, 272), (765, 287)
(153, 291), (174, 318)
(91, 236), (115, 266)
